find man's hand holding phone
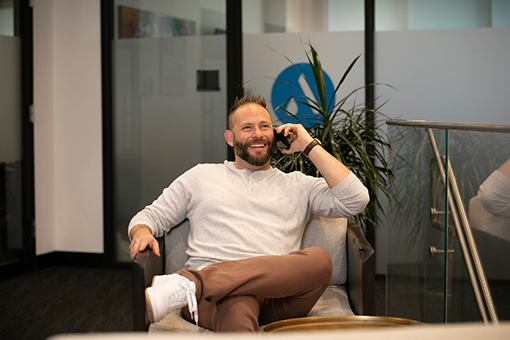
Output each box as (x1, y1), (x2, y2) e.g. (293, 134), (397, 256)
(274, 124), (315, 155)
(274, 128), (291, 150)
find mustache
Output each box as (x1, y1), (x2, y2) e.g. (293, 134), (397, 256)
(248, 137), (270, 145)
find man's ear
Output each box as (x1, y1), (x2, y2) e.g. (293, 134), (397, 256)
(224, 129), (234, 147)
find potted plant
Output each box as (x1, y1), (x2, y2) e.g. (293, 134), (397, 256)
(270, 43), (394, 236)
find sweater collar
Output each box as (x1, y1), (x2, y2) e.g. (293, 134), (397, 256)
(224, 161), (276, 177)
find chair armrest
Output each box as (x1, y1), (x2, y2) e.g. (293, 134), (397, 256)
(346, 222), (375, 316)
(132, 237), (165, 331)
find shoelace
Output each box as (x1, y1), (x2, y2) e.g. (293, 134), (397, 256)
(181, 279), (199, 327)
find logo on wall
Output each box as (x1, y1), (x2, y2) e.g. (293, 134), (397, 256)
(271, 63), (335, 128)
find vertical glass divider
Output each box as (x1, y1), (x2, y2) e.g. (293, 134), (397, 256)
(428, 127), (487, 323)
(443, 129), (449, 323)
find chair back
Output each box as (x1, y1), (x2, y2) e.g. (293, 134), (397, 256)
(301, 216), (347, 285)
(165, 216), (347, 285)
(164, 219), (190, 275)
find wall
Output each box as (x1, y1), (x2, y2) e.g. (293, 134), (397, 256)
(33, 0), (103, 255)
(31, 0), (510, 267)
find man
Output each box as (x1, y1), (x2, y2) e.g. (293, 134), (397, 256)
(128, 95), (369, 332)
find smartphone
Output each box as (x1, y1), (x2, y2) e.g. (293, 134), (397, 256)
(274, 128), (291, 150)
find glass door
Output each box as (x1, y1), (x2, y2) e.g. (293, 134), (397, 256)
(111, 0), (227, 262)
(0, 0), (33, 270)
(423, 129), (450, 323)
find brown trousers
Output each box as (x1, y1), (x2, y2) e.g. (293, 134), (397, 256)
(179, 247), (332, 332)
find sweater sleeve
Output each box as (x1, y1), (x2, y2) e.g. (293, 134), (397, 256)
(331, 172), (370, 215)
(307, 172), (369, 218)
(127, 169), (192, 240)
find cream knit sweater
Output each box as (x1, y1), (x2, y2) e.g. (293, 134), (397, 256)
(128, 161), (369, 269)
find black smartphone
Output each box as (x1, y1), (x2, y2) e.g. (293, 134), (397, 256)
(274, 128), (291, 150)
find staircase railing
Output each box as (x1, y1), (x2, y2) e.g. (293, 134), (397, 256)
(386, 119), (510, 324)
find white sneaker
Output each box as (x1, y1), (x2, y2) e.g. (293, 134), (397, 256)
(151, 274), (177, 288)
(145, 274), (199, 325)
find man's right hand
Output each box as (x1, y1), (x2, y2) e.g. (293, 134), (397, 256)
(129, 224), (161, 260)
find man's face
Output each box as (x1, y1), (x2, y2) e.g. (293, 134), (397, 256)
(229, 104), (276, 170)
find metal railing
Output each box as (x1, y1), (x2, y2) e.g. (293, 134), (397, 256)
(386, 120), (510, 324)
(386, 120), (510, 133)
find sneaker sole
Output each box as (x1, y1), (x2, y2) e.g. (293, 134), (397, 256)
(145, 288), (156, 324)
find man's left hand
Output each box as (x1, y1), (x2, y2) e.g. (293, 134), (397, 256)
(275, 124), (314, 155)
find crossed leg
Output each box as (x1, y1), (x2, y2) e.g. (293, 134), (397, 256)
(179, 247), (332, 332)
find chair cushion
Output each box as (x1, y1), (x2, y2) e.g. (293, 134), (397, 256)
(301, 216), (347, 285)
(307, 285), (354, 317)
(149, 285), (353, 333)
(149, 310), (213, 333)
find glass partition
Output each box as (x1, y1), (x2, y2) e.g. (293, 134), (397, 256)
(375, 0), (510, 31)
(0, 0), (25, 267)
(449, 128), (510, 323)
(242, 0), (364, 34)
(386, 120), (510, 323)
(386, 125), (446, 322)
(112, 0), (227, 262)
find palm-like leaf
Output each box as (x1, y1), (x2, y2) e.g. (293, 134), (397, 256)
(271, 43), (394, 234)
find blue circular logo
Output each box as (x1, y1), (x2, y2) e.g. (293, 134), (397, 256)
(271, 63), (335, 128)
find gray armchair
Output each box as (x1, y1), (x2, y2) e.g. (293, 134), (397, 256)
(132, 217), (375, 332)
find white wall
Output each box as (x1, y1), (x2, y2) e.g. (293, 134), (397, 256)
(33, 0), (56, 255)
(34, 0), (103, 255)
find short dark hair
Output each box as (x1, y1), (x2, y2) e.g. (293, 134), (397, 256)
(228, 95), (267, 129)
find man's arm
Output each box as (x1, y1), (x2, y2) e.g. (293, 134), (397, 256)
(129, 224), (160, 260)
(276, 124), (351, 188)
(127, 168), (195, 260)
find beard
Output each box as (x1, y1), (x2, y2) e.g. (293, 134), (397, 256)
(233, 135), (277, 167)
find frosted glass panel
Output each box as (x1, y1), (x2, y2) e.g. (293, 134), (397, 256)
(0, 11), (24, 265)
(0, 0), (15, 36)
(387, 122), (510, 322)
(242, 0), (362, 34)
(376, 0), (510, 31)
(0, 36), (22, 162)
(113, 3), (227, 262)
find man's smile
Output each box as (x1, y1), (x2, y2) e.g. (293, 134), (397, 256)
(249, 143), (266, 149)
